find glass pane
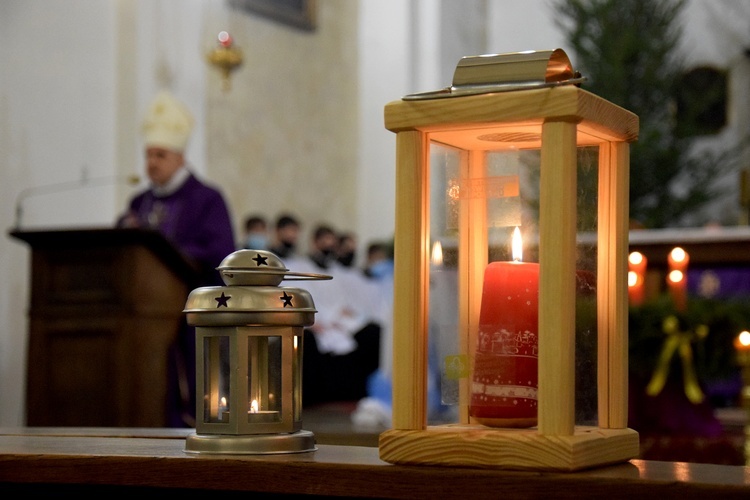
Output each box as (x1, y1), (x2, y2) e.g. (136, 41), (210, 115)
(247, 335), (282, 423)
(203, 335), (230, 423)
(428, 140), (601, 429)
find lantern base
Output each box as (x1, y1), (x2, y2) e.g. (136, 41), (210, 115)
(378, 425), (639, 471)
(185, 430), (317, 455)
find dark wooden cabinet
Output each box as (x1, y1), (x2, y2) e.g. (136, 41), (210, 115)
(10, 228), (199, 427)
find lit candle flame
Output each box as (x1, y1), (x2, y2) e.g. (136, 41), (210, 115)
(738, 331), (750, 348)
(628, 252), (644, 266)
(250, 399), (259, 413)
(667, 269), (684, 284)
(218, 30), (233, 47)
(670, 247), (687, 264)
(431, 241), (443, 266)
(628, 270), (638, 287)
(511, 227), (523, 262)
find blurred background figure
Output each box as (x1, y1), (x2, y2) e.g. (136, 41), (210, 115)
(295, 223), (383, 408)
(363, 241), (394, 280)
(241, 213), (269, 250)
(336, 231), (358, 268)
(117, 90), (235, 286)
(117, 90), (236, 427)
(268, 212), (302, 261)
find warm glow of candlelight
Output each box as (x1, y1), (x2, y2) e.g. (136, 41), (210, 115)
(738, 331), (750, 348)
(669, 247), (687, 265)
(218, 30), (233, 47)
(667, 269), (684, 284)
(431, 240), (443, 266)
(628, 252), (644, 266)
(511, 226), (523, 262)
(628, 270), (638, 287)
(250, 399), (259, 413)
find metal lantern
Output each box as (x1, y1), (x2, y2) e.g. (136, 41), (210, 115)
(183, 249), (330, 454)
(378, 49), (640, 471)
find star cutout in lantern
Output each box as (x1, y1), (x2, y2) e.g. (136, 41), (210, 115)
(252, 253), (269, 266)
(215, 292), (231, 308)
(280, 291), (293, 308)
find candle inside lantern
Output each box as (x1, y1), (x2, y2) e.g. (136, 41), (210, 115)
(667, 247), (689, 312)
(470, 227), (539, 428)
(628, 251), (647, 306)
(219, 396), (229, 421)
(247, 398), (280, 424)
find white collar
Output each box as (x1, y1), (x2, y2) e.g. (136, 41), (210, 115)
(152, 166), (190, 197)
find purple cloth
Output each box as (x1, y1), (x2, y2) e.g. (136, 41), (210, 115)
(688, 267), (750, 299)
(120, 172), (236, 286)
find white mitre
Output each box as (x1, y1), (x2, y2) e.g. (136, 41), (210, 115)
(142, 90), (194, 153)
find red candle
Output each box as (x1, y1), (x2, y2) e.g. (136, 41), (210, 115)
(667, 247), (689, 312)
(470, 227), (539, 428)
(628, 251), (646, 306)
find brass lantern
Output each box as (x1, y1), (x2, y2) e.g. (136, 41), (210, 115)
(378, 49), (640, 471)
(183, 249), (330, 454)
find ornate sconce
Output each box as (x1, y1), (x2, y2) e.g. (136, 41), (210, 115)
(207, 31), (243, 91)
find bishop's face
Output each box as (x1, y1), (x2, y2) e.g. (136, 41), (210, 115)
(145, 146), (184, 187)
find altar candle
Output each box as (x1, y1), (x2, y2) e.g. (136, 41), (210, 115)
(667, 247), (689, 312)
(628, 251), (647, 306)
(470, 227), (539, 428)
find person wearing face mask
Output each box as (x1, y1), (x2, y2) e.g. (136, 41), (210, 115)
(116, 90), (236, 427)
(292, 224), (384, 408)
(363, 242), (394, 280)
(336, 232), (357, 268)
(241, 214), (269, 250)
(268, 213), (301, 260)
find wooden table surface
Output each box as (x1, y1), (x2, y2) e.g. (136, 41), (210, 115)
(1, 427), (750, 498)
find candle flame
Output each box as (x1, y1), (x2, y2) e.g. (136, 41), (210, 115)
(431, 241), (443, 266)
(667, 269), (684, 284)
(670, 247), (687, 264)
(250, 399), (259, 413)
(628, 251), (644, 266)
(628, 270), (639, 287)
(511, 227), (523, 262)
(739, 331), (750, 348)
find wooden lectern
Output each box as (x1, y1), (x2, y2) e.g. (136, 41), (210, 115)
(10, 228), (200, 427)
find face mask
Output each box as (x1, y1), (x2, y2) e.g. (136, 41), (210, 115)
(368, 260), (393, 279)
(246, 234), (268, 250)
(338, 252), (355, 267)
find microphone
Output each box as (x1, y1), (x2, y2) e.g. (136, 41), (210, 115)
(14, 169), (141, 230)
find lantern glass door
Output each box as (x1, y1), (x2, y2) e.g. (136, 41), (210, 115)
(201, 333), (230, 424)
(247, 335), (282, 424)
(427, 136), (600, 427)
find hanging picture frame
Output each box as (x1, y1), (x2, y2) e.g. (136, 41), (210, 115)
(230, 0), (317, 32)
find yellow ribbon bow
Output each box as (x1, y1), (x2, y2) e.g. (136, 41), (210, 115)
(645, 315), (709, 404)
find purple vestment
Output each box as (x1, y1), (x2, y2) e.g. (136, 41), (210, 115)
(119, 171), (236, 426)
(120, 172), (236, 286)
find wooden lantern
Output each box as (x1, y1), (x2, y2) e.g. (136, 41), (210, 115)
(378, 49), (640, 471)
